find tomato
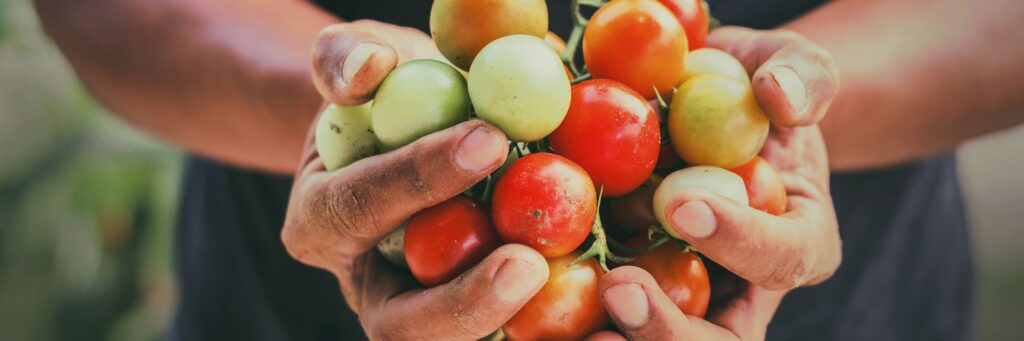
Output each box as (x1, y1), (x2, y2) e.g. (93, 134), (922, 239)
(729, 156), (787, 215)
(375, 222), (408, 268)
(430, 0), (547, 70)
(404, 196), (501, 287)
(652, 166), (748, 239)
(681, 48), (749, 85)
(668, 74), (769, 168)
(315, 103), (378, 171)
(549, 79), (660, 197)
(491, 153), (596, 258)
(469, 35), (571, 142)
(627, 239), (711, 317)
(504, 252), (609, 341)
(371, 59), (470, 150)
(657, 0), (708, 50)
(604, 175), (661, 239)
(584, 0), (687, 99)
(543, 32), (574, 81)
(656, 142), (685, 171)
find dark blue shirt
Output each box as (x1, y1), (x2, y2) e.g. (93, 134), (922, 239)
(171, 1), (972, 340)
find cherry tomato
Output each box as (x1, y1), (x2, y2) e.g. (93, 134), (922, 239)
(469, 35), (571, 142)
(627, 239), (711, 317)
(315, 103), (378, 171)
(584, 0), (688, 99)
(653, 166), (748, 239)
(544, 32), (575, 81)
(656, 142), (685, 171)
(668, 74), (769, 168)
(504, 252), (609, 341)
(549, 79), (660, 197)
(681, 48), (749, 85)
(404, 196), (501, 287)
(604, 175), (661, 239)
(729, 156), (787, 215)
(372, 59), (470, 150)
(491, 153), (596, 258)
(430, 0), (547, 70)
(657, 0), (708, 50)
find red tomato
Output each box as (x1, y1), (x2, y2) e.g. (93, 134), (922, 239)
(583, 0), (688, 99)
(729, 156), (787, 215)
(504, 252), (609, 341)
(404, 196), (501, 287)
(549, 79), (660, 197)
(627, 239), (711, 317)
(492, 153), (597, 258)
(657, 0), (709, 50)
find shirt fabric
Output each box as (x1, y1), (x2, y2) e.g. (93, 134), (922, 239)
(170, 1), (973, 340)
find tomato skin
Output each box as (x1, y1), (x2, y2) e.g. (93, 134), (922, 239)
(315, 103), (378, 171)
(491, 153), (597, 258)
(549, 79), (660, 197)
(729, 156), (787, 215)
(584, 0), (688, 99)
(371, 59), (470, 150)
(681, 48), (749, 84)
(668, 74), (769, 168)
(604, 175), (661, 239)
(504, 252), (609, 341)
(627, 239), (711, 317)
(657, 0), (708, 50)
(544, 32), (575, 81)
(430, 0), (547, 70)
(653, 166), (748, 239)
(404, 196), (501, 287)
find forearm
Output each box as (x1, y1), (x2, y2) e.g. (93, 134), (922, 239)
(36, 0), (337, 173)
(787, 0), (1024, 171)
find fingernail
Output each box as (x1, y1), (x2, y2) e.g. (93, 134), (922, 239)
(455, 126), (506, 173)
(604, 284), (649, 328)
(493, 259), (546, 303)
(771, 66), (807, 117)
(670, 201), (717, 238)
(342, 43), (383, 84)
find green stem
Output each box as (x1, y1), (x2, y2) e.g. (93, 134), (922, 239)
(571, 187), (634, 271)
(609, 235), (671, 255)
(571, 73), (592, 84)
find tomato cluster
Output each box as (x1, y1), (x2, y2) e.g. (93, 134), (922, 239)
(314, 0), (790, 340)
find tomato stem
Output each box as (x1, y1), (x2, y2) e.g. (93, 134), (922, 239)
(571, 187), (635, 271)
(608, 234), (671, 255)
(561, 0), (601, 78)
(571, 73), (592, 84)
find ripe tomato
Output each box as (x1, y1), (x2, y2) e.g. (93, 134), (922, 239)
(584, 0), (688, 99)
(604, 175), (661, 239)
(491, 153), (596, 258)
(657, 0), (708, 50)
(372, 59), (470, 150)
(504, 252), (609, 341)
(730, 156), (787, 215)
(315, 102), (378, 171)
(668, 74), (769, 168)
(430, 0), (547, 70)
(681, 48), (749, 85)
(404, 196), (501, 287)
(469, 35), (571, 142)
(652, 166), (748, 239)
(549, 79), (660, 197)
(627, 239), (711, 317)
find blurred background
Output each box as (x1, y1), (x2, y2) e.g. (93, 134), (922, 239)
(0, 0), (1021, 339)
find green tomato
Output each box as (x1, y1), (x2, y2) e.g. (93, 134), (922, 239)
(668, 74), (769, 169)
(652, 166), (748, 239)
(315, 102), (378, 171)
(468, 34), (571, 142)
(680, 48), (749, 85)
(372, 59), (471, 150)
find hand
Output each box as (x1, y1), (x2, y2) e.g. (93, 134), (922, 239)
(657, 26), (843, 290)
(283, 21), (550, 340)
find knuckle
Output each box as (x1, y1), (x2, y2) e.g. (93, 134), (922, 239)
(317, 178), (384, 240)
(761, 247), (806, 289)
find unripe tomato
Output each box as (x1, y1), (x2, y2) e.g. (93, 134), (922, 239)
(491, 153), (596, 258)
(404, 196), (501, 287)
(503, 252), (609, 341)
(372, 59), (470, 150)
(681, 48), (749, 84)
(627, 239), (711, 317)
(668, 74), (769, 168)
(657, 0), (709, 50)
(549, 79), (660, 197)
(730, 156), (787, 215)
(543, 32), (574, 81)
(430, 0), (547, 70)
(469, 35), (571, 142)
(315, 103), (378, 171)
(584, 0), (687, 99)
(653, 166), (748, 239)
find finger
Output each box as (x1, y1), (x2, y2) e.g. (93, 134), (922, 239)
(659, 187), (841, 289)
(706, 26), (840, 127)
(311, 22), (399, 105)
(361, 244), (549, 341)
(706, 285), (788, 340)
(585, 331), (628, 341)
(600, 266), (739, 341)
(286, 120), (508, 253)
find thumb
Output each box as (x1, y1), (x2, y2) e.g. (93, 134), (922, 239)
(312, 22), (399, 105)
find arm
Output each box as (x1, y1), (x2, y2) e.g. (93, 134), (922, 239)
(35, 0), (336, 173)
(786, 0), (1024, 171)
